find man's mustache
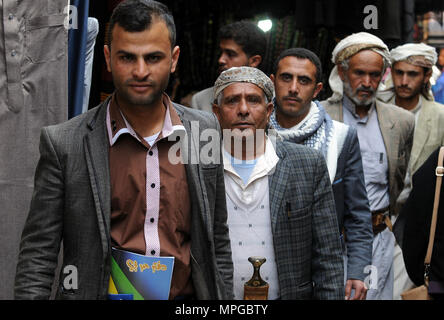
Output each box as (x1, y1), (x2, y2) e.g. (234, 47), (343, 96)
(355, 87), (375, 95)
(283, 95), (303, 103)
(125, 79), (155, 86)
(396, 85), (411, 91)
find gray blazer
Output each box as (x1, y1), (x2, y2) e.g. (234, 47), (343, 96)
(322, 99), (415, 216)
(271, 140), (344, 299)
(331, 126), (373, 281)
(191, 87), (214, 113)
(14, 97), (234, 300)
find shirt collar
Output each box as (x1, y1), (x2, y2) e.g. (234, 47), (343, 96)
(410, 95), (423, 115)
(106, 93), (186, 147)
(223, 136), (279, 187)
(343, 94), (376, 124)
(388, 93), (423, 115)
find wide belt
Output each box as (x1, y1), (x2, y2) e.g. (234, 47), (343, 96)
(371, 206), (392, 235)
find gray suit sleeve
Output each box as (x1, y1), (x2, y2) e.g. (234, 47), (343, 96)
(191, 92), (200, 110)
(342, 129), (373, 281)
(210, 113), (234, 299)
(311, 153), (345, 300)
(14, 128), (64, 299)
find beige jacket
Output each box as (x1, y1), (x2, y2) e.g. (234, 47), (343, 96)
(321, 99), (415, 216)
(409, 98), (444, 174)
(190, 87), (214, 113)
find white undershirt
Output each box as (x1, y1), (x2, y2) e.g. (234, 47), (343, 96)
(222, 137), (280, 300)
(144, 132), (161, 147)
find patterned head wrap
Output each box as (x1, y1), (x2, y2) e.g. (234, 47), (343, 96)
(389, 43), (437, 68)
(213, 67), (275, 103)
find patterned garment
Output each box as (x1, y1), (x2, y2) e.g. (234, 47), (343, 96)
(213, 66), (275, 102)
(270, 100), (334, 158)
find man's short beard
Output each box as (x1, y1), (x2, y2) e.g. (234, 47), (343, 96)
(113, 72), (170, 108)
(343, 80), (376, 107)
(118, 86), (164, 107)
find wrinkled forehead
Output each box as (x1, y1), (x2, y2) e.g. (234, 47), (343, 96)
(221, 82), (266, 97)
(348, 50), (384, 70)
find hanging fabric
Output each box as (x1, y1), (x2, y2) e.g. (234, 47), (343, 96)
(68, 0), (90, 118)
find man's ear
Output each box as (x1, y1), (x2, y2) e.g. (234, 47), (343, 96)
(171, 46), (180, 73)
(248, 55), (262, 68)
(104, 45), (112, 73)
(270, 73), (275, 86)
(313, 82), (324, 99)
(212, 103), (220, 118)
(266, 101), (274, 120)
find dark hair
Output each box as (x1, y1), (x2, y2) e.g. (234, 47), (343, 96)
(219, 20), (267, 61)
(273, 48), (323, 83)
(108, 0), (176, 48)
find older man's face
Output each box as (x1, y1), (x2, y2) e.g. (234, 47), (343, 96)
(339, 50), (384, 106)
(213, 82), (273, 136)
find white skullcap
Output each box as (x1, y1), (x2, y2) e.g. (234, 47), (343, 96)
(214, 67), (275, 103)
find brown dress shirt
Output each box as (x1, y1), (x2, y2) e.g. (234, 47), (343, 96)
(107, 93), (193, 299)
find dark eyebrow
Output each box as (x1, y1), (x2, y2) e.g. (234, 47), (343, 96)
(115, 50), (165, 57)
(279, 72), (292, 78)
(116, 50), (135, 56)
(223, 49), (237, 55)
(298, 75), (313, 82)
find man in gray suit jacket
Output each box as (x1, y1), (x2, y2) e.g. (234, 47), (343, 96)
(321, 32), (415, 300)
(15, 0), (233, 300)
(269, 48), (373, 300)
(212, 66), (344, 299)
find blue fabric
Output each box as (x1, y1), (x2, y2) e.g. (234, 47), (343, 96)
(68, 0), (90, 119)
(82, 18), (99, 114)
(342, 95), (390, 213)
(432, 73), (444, 104)
(366, 228), (395, 300)
(226, 151), (257, 185)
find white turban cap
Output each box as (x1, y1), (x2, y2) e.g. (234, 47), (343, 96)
(328, 32), (390, 103)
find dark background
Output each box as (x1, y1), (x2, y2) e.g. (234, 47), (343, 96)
(88, 0), (444, 107)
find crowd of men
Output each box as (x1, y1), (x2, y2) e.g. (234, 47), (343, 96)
(13, 0), (444, 300)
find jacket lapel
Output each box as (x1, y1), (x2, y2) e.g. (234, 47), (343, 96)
(268, 141), (289, 233)
(84, 101), (111, 260)
(324, 100), (343, 122)
(376, 101), (397, 186)
(410, 100), (432, 172)
(174, 105), (212, 245)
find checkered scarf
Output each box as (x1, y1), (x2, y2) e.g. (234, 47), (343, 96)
(270, 100), (333, 158)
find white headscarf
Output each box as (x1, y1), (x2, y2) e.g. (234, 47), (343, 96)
(328, 32), (391, 103)
(389, 43), (437, 67)
(378, 43), (438, 102)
